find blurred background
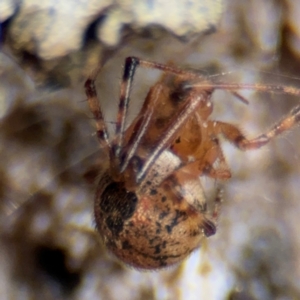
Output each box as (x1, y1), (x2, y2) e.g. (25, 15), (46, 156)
(1, 0), (300, 299)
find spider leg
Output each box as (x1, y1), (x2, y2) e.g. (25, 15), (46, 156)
(85, 69), (110, 151)
(202, 188), (223, 237)
(212, 105), (300, 150)
(200, 136), (231, 180)
(119, 84), (163, 173)
(113, 57), (140, 159)
(195, 82), (300, 96)
(211, 186), (223, 222)
(230, 91), (249, 104)
(166, 161), (224, 228)
(176, 147), (231, 181)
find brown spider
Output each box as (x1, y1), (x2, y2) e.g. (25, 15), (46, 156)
(85, 57), (300, 270)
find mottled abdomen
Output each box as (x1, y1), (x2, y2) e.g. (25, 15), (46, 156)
(94, 173), (210, 269)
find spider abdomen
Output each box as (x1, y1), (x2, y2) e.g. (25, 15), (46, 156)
(94, 175), (208, 269)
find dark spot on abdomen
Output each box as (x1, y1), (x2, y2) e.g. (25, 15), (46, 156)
(99, 182), (138, 236)
(106, 215), (124, 236)
(165, 210), (188, 234)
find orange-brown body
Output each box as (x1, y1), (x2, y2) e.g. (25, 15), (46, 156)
(93, 73), (224, 269)
(86, 57), (300, 269)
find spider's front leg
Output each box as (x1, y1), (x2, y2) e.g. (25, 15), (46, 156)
(85, 73), (110, 150)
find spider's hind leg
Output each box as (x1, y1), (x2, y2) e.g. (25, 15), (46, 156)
(203, 187), (224, 237)
(213, 105), (300, 151)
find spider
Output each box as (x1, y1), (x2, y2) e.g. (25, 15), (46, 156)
(85, 57), (300, 270)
